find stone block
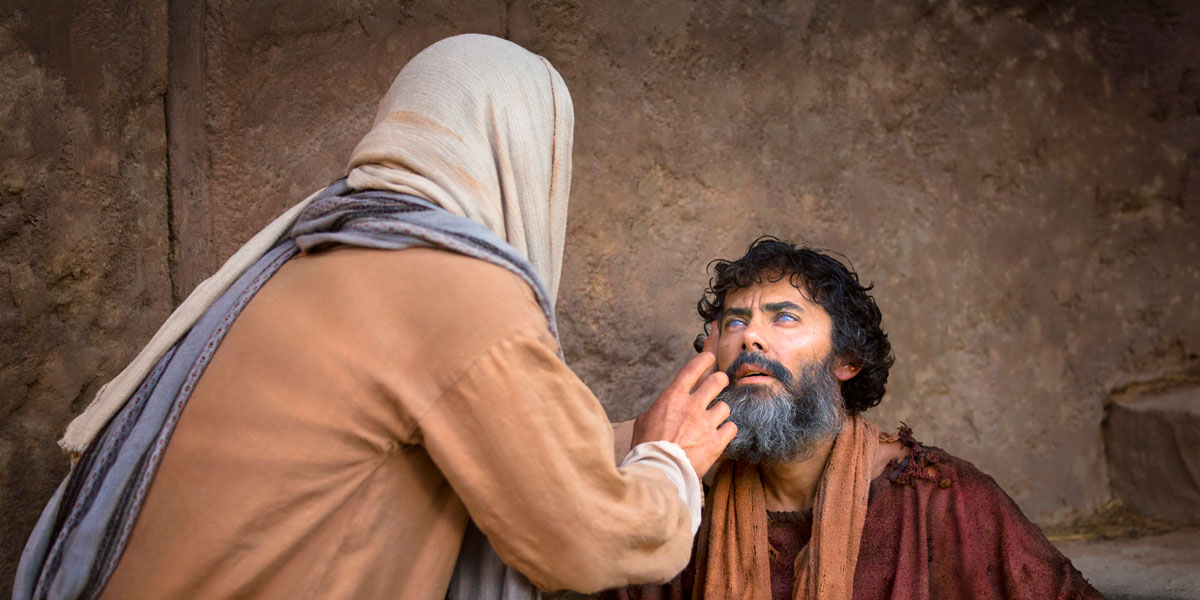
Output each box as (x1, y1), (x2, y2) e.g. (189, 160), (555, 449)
(1108, 384), (1200, 526)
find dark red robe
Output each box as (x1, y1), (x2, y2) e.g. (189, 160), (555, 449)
(605, 431), (1105, 600)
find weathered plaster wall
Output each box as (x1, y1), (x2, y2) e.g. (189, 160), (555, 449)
(3, 0), (1199, 593)
(0, 0), (170, 591)
(164, 0), (512, 299)
(550, 0), (1200, 528)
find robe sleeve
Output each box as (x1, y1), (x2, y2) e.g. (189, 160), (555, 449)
(926, 456), (1107, 599)
(857, 448), (1108, 600)
(416, 327), (696, 593)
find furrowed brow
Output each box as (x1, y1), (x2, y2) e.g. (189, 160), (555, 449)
(763, 301), (803, 314)
(723, 307), (752, 320)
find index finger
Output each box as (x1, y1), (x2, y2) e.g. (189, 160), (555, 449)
(702, 321), (720, 355)
(695, 321), (721, 380)
(669, 350), (718, 391)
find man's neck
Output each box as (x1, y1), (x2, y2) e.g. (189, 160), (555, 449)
(759, 438), (836, 512)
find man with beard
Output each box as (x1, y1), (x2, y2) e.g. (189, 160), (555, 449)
(608, 237), (1104, 600)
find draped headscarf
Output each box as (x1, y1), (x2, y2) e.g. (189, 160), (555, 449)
(59, 33), (574, 454)
(347, 33), (573, 303)
(23, 33), (570, 600)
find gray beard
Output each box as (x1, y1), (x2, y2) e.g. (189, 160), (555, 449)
(716, 355), (843, 465)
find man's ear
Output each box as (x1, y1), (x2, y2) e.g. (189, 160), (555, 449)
(833, 360), (861, 382)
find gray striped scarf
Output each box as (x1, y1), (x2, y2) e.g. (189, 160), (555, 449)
(15, 179), (548, 600)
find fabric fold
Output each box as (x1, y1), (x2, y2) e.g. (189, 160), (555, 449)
(16, 184), (548, 600)
(621, 442), (704, 536)
(691, 415), (884, 600)
(57, 191), (323, 455)
(29, 33), (575, 600)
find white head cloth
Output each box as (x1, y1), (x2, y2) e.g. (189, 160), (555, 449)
(347, 33), (573, 301)
(60, 34), (574, 454)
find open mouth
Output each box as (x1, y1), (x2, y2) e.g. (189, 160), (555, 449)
(725, 352), (793, 387)
(735, 365), (776, 382)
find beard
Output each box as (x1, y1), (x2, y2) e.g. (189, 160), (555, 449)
(714, 351), (843, 465)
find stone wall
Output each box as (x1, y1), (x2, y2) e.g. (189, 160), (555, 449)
(3, 0), (1198, 593)
(1, 0), (170, 590)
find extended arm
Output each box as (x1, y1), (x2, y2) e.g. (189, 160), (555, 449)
(419, 328), (721, 593)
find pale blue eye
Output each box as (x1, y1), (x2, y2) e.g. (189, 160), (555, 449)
(725, 318), (747, 330)
(777, 313), (798, 322)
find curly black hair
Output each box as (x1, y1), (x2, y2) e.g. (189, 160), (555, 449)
(697, 236), (895, 415)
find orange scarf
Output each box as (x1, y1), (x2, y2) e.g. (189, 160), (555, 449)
(692, 415), (886, 600)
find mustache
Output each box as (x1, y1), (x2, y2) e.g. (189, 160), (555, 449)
(724, 352), (794, 387)
(716, 356), (843, 465)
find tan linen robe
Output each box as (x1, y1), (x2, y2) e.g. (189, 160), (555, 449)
(99, 247), (692, 599)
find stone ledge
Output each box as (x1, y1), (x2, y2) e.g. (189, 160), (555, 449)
(1107, 383), (1200, 526)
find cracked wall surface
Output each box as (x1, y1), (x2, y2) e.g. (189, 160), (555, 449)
(3, 0), (1199, 593)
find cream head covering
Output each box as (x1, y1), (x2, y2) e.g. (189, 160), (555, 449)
(348, 33), (573, 303)
(60, 34), (574, 453)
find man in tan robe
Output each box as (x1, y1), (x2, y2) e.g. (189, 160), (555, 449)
(16, 35), (734, 600)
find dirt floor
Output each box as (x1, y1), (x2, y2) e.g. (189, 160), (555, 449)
(1057, 529), (1200, 600)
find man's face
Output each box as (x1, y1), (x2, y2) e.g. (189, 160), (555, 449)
(712, 276), (858, 464)
(715, 276), (837, 387)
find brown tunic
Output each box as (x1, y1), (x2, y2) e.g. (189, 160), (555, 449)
(766, 510), (814, 599)
(607, 433), (1106, 600)
(99, 247), (694, 599)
